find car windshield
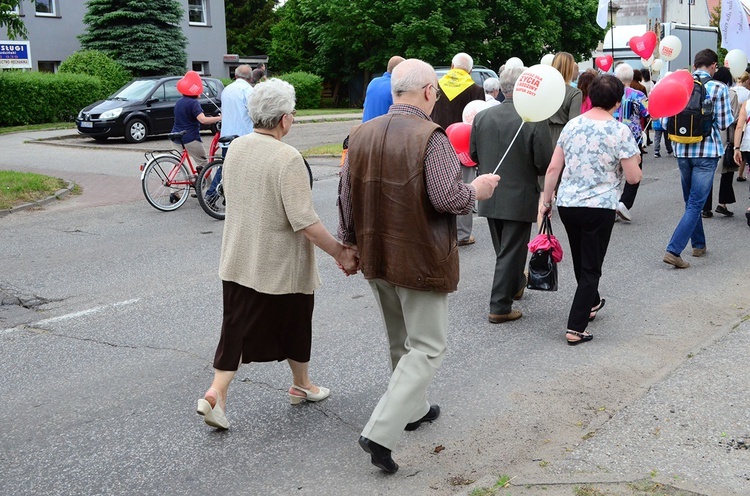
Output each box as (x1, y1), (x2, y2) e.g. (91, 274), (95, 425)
(110, 80), (160, 101)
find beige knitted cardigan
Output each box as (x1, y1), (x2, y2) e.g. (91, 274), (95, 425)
(219, 132), (321, 295)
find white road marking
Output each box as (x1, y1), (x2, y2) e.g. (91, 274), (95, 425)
(0, 299), (140, 334)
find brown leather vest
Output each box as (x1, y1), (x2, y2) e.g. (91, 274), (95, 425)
(348, 113), (459, 293)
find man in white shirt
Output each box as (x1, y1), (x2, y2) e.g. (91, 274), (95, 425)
(220, 64), (255, 149)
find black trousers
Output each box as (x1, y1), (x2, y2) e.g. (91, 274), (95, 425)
(704, 171), (736, 211)
(619, 151), (644, 209)
(557, 206), (615, 332)
(487, 218), (531, 315)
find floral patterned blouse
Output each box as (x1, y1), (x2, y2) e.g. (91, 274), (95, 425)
(555, 115), (640, 210)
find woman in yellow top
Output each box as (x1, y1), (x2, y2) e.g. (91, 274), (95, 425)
(196, 79), (359, 430)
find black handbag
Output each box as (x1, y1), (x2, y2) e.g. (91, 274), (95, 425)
(527, 215), (558, 291)
(723, 143), (740, 172)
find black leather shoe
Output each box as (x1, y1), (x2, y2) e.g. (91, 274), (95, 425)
(405, 404), (441, 431)
(359, 436), (398, 473)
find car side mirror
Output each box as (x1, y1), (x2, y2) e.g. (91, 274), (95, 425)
(146, 98), (158, 105)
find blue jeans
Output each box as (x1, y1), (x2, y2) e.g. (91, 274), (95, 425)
(206, 146), (227, 197)
(666, 157), (719, 255)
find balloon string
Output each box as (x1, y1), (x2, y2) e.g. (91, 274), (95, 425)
(492, 121), (525, 175)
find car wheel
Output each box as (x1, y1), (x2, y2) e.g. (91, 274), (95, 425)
(125, 118), (148, 143)
(93, 136), (109, 143)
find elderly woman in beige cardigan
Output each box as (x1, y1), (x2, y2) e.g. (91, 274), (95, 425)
(196, 79), (359, 430)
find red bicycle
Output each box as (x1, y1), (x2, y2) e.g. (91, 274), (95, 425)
(140, 131), (212, 212)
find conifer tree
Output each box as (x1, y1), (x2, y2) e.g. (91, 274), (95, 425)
(79, 0), (188, 76)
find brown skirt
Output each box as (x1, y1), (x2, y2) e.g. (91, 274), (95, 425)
(213, 280), (314, 371)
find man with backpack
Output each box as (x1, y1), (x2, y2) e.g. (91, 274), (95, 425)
(663, 49), (734, 269)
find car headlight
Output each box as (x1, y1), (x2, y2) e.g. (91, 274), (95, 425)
(77, 110), (83, 120)
(99, 108), (123, 120)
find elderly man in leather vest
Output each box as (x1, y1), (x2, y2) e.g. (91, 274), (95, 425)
(338, 58), (499, 474)
(470, 66), (553, 324)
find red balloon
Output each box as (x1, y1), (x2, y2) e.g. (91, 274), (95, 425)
(446, 122), (471, 154)
(661, 69), (694, 98)
(648, 79), (690, 119)
(177, 70), (203, 96)
(595, 55), (613, 72)
(628, 32), (657, 59)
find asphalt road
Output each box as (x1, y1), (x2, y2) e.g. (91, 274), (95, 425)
(2, 124), (750, 496)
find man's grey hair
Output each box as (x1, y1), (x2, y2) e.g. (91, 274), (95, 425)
(234, 64), (252, 80)
(391, 59), (436, 98)
(614, 63), (634, 83)
(483, 77), (500, 94)
(498, 66), (525, 94)
(248, 78), (296, 130)
(452, 52), (473, 72)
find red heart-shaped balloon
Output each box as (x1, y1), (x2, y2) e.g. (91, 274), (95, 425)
(661, 70), (695, 98)
(177, 70), (203, 97)
(595, 55), (614, 72)
(648, 79), (690, 118)
(628, 32), (657, 59)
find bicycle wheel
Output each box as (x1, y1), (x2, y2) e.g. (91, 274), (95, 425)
(196, 159), (226, 220)
(141, 154), (192, 211)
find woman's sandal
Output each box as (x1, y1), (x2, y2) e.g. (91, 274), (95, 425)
(566, 330), (593, 346)
(196, 387), (229, 430)
(589, 298), (606, 322)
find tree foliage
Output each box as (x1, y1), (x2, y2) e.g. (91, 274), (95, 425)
(78, 0), (187, 77)
(1, 0), (28, 39)
(225, 0), (276, 56)
(268, 0), (604, 82)
(58, 50), (132, 97)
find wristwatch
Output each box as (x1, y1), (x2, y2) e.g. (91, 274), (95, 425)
(735, 147), (741, 150)
(542, 202), (552, 208)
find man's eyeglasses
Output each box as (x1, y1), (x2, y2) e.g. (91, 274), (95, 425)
(422, 83), (441, 101)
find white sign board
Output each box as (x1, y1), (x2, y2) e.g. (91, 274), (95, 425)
(0, 41), (32, 69)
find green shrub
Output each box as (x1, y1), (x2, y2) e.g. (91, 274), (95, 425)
(59, 50), (131, 99)
(276, 72), (323, 109)
(0, 72), (103, 126)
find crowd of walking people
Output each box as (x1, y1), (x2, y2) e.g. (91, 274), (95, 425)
(192, 48), (750, 474)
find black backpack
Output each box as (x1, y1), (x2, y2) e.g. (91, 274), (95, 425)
(667, 75), (713, 144)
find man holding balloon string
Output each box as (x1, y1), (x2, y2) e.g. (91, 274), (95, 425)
(470, 65), (553, 324)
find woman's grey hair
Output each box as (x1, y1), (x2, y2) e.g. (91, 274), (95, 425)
(452, 52), (473, 72)
(483, 77), (500, 94)
(391, 59), (436, 98)
(499, 66), (525, 94)
(248, 78), (296, 129)
(614, 63), (634, 83)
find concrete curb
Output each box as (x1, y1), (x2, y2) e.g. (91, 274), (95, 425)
(0, 180), (75, 218)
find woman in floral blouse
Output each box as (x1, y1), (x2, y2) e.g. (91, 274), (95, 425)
(540, 75), (642, 346)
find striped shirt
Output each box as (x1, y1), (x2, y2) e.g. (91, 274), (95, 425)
(337, 104), (476, 245)
(673, 70), (735, 159)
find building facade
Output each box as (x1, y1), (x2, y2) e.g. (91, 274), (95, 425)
(3, 0), (228, 77)
(613, 0), (713, 26)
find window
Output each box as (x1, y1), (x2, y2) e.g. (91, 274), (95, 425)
(188, 0), (207, 25)
(192, 61), (208, 75)
(162, 80), (181, 102)
(35, 0), (56, 16)
(38, 61), (59, 73)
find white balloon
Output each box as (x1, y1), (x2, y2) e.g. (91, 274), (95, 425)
(641, 56), (654, 68)
(505, 57), (524, 69)
(725, 49), (748, 78)
(462, 99), (491, 125)
(659, 35), (682, 62)
(651, 59), (664, 72)
(540, 54), (555, 66)
(513, 64), (566, 122)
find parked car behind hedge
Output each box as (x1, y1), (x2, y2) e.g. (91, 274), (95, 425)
(76, 75), (224, 143)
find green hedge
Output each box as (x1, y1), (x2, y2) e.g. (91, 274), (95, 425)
(0, 72), (103, 126)
(58, 50), (131, 98)
(276, 72), (323, 109)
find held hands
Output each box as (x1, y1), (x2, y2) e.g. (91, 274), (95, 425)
(471, 173), (500, 201)
(335, 244), (359, 276)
